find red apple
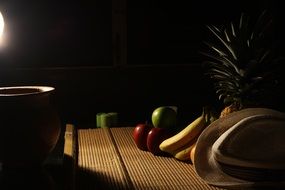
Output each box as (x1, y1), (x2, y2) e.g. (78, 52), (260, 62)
(147, 127), (171, 155)
(133, 123), (152, 151)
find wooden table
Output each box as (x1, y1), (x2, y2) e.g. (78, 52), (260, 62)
(64, 124), (224, 190)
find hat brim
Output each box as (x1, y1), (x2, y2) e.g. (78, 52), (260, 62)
(194, 107), (285, 188)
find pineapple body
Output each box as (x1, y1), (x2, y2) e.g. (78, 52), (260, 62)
(219, 102), (241, 118)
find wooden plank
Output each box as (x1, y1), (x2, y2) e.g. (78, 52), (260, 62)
(63, 124), (77, 190)
(76, 127), (224, 189)
(76, 128), (133, 190)
(110, 127), (223, 190)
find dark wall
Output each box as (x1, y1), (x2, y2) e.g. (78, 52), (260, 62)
(0, 65), (217, 129)
(0, 0), (285, 129)
(0, 0), (112, 68)
(1, 0), (284, 68)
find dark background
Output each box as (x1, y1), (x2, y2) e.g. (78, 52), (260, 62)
(0, 0), (284, 128)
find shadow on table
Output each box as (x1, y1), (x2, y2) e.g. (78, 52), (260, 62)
(76, 167), (134, 190)
(0, 166), (59, 190)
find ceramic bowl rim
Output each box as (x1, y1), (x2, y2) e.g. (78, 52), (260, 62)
(0, 86), (55, 96)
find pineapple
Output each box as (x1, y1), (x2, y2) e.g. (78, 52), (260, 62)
(202, 11), (283, 118)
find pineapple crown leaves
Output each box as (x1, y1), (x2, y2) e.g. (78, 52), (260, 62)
(201, 10), (282, 106)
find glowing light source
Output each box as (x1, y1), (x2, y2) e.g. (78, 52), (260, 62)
(0, 10), (5, 48)
(0, 11), (4, 38)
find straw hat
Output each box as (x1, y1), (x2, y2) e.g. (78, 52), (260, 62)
(194, 107), (285, 188)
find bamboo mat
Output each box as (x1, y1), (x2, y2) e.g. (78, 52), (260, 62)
(75, 127), (224, 190)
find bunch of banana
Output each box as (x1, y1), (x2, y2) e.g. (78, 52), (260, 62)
(173, 138), (198, 161)
(159, 108), (212, 161)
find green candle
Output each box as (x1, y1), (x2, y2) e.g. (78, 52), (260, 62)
(96, 112), (105, 128)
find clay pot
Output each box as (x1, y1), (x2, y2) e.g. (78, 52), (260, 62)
(0, 86), (61, 167)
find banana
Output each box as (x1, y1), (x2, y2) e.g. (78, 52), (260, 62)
(173, 137), (198, 161)
(190, 142), (197, 164)
(159, 109), (207, 155)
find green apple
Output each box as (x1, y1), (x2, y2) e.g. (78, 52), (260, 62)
(151, 106), (177, 128)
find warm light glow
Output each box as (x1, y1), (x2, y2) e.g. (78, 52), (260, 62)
(0, 11), (4, 39)
(0, 11), (5, 47)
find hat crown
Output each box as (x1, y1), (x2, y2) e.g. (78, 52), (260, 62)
(212, 114), (285, 169)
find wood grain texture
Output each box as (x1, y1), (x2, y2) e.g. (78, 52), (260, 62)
(75, 127), (223, 190)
